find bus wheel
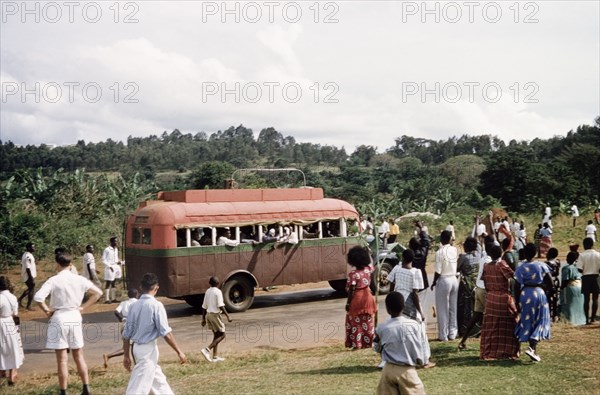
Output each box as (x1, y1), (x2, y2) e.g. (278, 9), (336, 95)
(370, 261), (394, 295)
(223, 277), (255, 312)
(328, 279), (347, 294)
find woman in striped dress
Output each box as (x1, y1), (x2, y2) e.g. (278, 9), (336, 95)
(480, 245), (520, 360)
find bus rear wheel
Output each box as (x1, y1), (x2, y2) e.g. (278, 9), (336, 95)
(223, 277), (255, 312)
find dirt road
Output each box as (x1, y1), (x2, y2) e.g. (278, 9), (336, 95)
(18, 284), (438, 377)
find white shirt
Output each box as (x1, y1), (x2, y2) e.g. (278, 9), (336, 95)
(445, 224), (455, 240)
(576, 249), (600, 276)
(379, 221), (390, 235)
(585, 224), (597, 240)
(217, 236), (239, 247)
(102, 246), (120, 281)
(21, 251), (36, 282)
(435, 244), (458, 276)
(360, 220), (373, 235)
(82, 252), (96, 280)
(34, 270), (101, 311)
(202, 286), (225, 313)
(116, 298), (138, 321)
(476, 223), (486, 237)
(571, 205), (579, 217)
(0, 290), (18, 318)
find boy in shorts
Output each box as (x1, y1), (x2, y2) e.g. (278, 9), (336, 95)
(103, 288), (139, 368)
(201, 276), (232, 362)
(34, 253), (103, 395)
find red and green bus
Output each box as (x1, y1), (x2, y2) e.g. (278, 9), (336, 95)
(124, 188), (365, 311)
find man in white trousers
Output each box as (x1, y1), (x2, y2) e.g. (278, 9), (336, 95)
(102, 236), (123, 303)
(431, 230), (459, 342)
(122, 273), (186, 395)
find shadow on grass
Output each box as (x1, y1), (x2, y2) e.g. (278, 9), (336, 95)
(291, 365), (380, 375)
(430, 344), (524, 368)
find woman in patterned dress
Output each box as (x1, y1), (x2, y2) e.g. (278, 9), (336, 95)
(560, 251), (586, 326)
(480, 245), (520, 360)
(345, 246), (377, 349)
(514, 243), (552, 362)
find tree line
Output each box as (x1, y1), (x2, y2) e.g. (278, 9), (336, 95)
(1, 118), (599, 264)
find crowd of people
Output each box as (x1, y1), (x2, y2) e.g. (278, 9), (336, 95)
(347, 208), (600, 394)
(1, 206), (599, 394)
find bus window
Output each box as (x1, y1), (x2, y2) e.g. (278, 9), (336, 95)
(142, 228), (152, 245)
(216, 227), (239, 247)
(176, 229), (187, 247)
(191, 229), (201, 246)
(199, 227), (213, 246)
(132, 228), (141, 244)
(303, 223), (318, 239)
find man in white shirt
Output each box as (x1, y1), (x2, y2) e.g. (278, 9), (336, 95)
(571, 204), (579, 227)
(217, 228), (239, 247)
(18, 242), (37, 310)
(34, 253), (103, 395)
(379, 217), (390, 249)
(102, 237), (123, 304)
(431, 230), (459, 342)
(577, 237), (600, 324)
(82, 245), (102, 288)
(445, 221), (455, 243)
(585, 220), (597, 242)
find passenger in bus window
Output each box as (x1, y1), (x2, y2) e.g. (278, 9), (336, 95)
(303, 224), (318, 239)
(328, 221), (340, 237)
(262, 228), (279, 243)
(217, 228), (239, 247)
(191, 229), (201, 247)
(240, 226), (259, 245)
(199, 228), (212, 246)
(279, 226), (299, 245)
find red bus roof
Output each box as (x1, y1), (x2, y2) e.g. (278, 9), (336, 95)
(131, 188), (358, 228)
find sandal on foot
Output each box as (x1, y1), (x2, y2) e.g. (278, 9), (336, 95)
(457, 342), (467, 350)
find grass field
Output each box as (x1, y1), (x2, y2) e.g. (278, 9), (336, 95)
(6, 321), (599, 395)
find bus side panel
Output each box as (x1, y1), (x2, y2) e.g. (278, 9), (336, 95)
(260, 245), (285, 287)
(188, 248), (215, 295)
(281, 244), (303, 285)
(125, 254), (176, 297)
(300, 245), (322, 284)
(321, 244), (348, 281)
(238, 246), (263, 283)
(167, 254), (189, 297)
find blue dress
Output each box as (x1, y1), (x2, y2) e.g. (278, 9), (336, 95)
(514, 261), (551, 342)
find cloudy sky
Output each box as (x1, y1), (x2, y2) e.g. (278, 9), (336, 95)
(1, 1), (598, 152)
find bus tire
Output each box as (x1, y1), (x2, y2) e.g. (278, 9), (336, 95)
(223, 277), (255, 313)
(184, 294), (204, 308)
(370, 261), (394, 295)
(328, 279), (347, 294)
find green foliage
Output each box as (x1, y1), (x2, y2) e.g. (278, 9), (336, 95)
(0, 168), (155, 264)
(187, 161), (236, 189)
